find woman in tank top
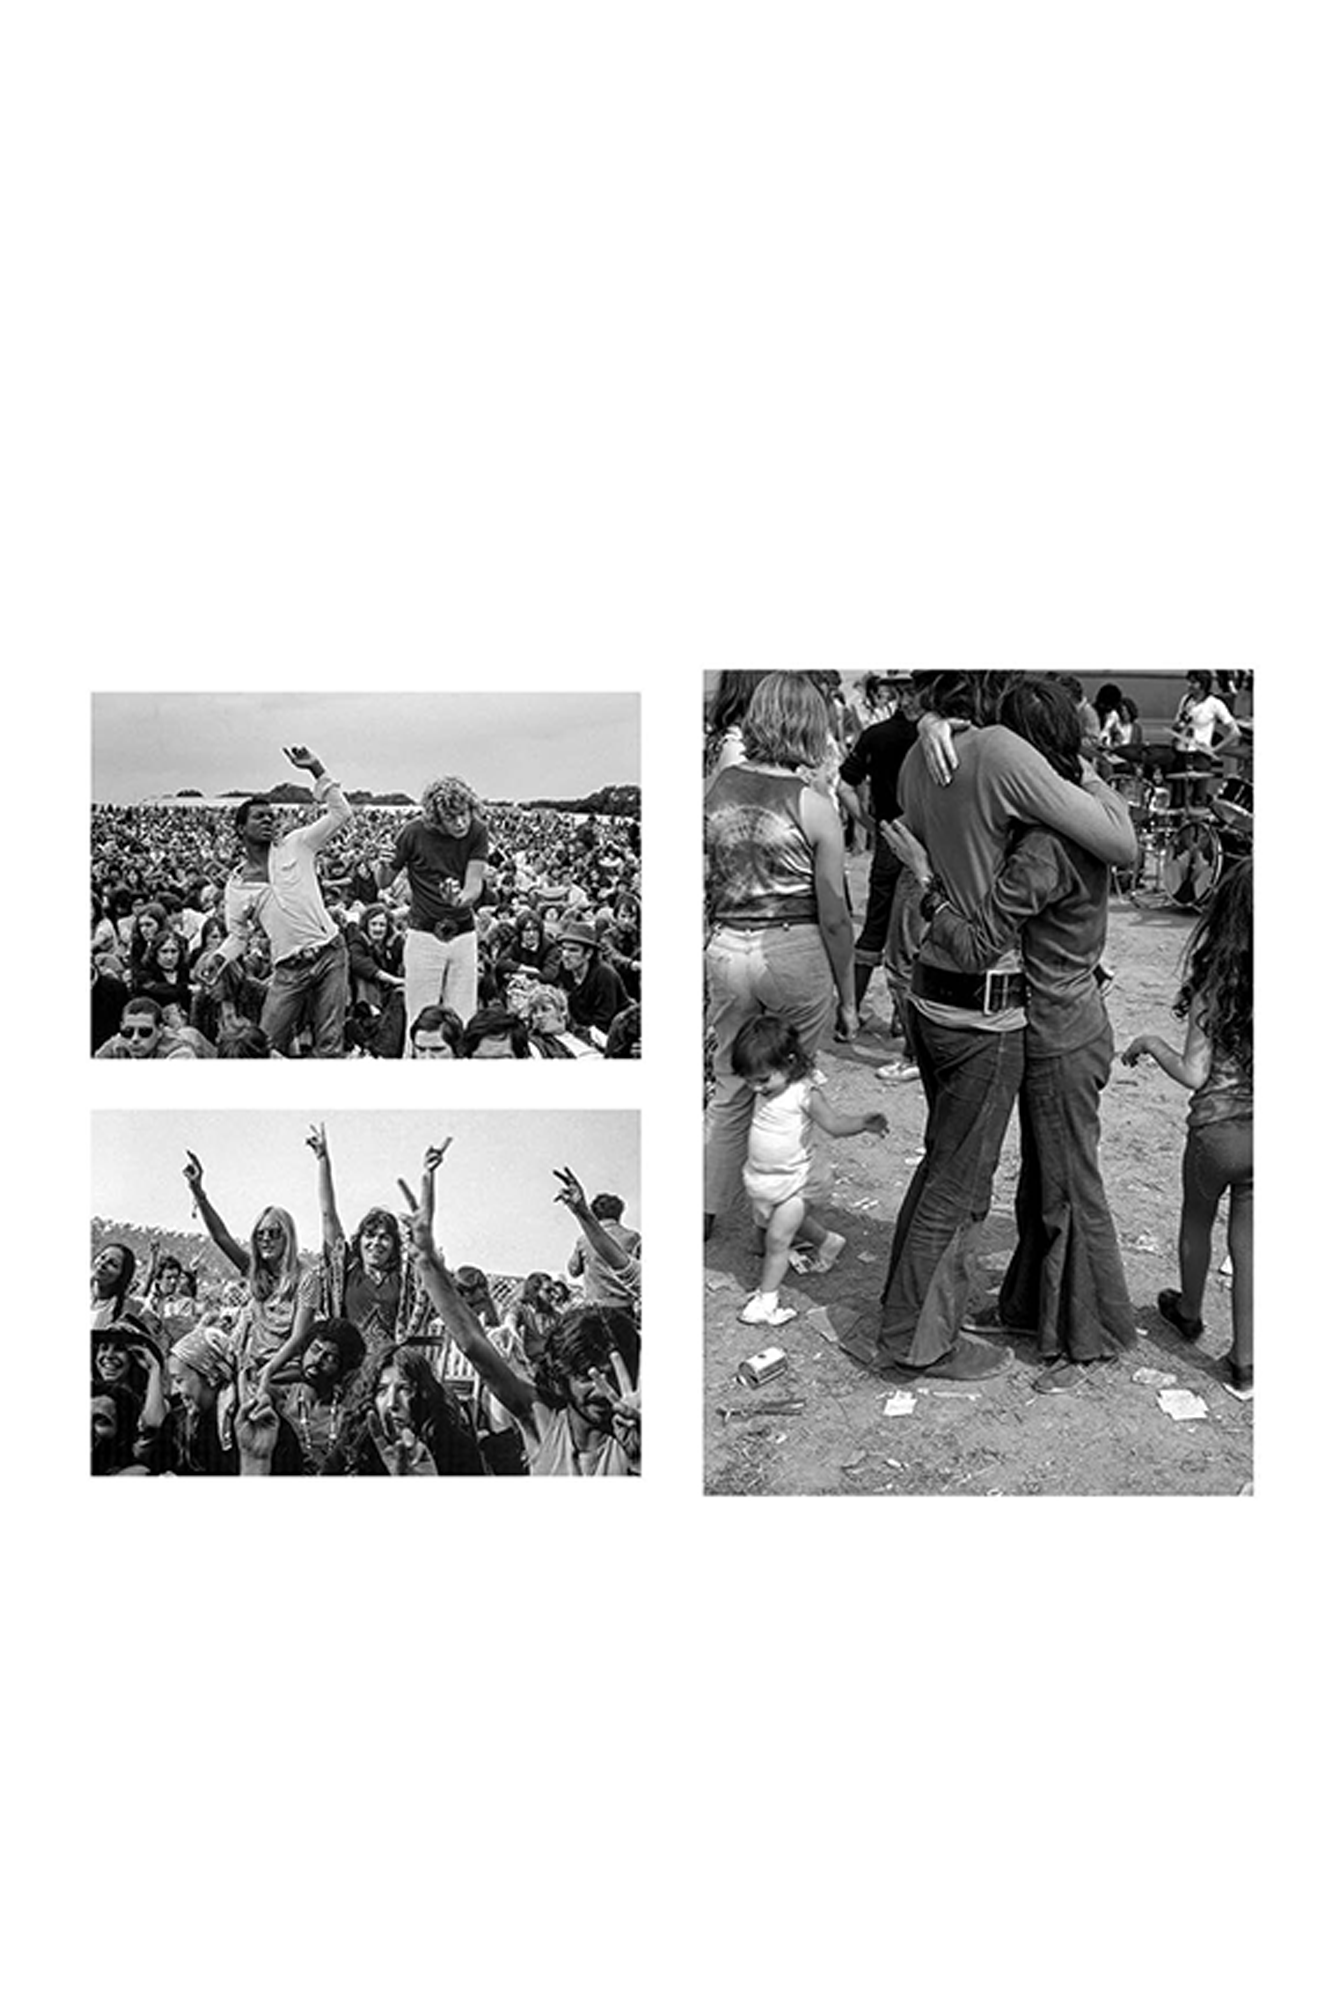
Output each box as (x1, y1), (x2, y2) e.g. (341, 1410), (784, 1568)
(704, 672), (857, 1234)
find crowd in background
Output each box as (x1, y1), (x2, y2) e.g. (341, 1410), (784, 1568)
(92, 794), (640, 1059)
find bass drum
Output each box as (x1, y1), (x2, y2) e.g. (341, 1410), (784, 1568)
(1162, 818), (1223, 910)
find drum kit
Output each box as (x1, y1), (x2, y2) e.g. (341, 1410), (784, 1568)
(1109, 754), (1253, 911)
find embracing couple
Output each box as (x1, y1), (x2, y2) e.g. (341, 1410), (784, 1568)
(840, 672), (1141, 1391)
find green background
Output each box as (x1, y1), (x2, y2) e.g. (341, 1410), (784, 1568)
(41, 0), (1296, 1992)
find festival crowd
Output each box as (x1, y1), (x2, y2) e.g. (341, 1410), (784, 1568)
(92, 749), (641, 1059)
(91, 1134), (642, 1476)
(704, 670), (1253, 1402)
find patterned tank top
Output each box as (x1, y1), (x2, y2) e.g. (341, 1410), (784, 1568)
(705, 766), (819, 926)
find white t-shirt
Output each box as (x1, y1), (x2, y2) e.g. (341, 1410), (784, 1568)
(1175, 693), (1235, 751)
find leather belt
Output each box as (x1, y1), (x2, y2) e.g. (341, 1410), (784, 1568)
(277, 937), (338, 968)
(913, 962), (1027, 1015)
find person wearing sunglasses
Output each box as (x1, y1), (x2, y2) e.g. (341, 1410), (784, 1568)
(94, 995), (199, 1059)
(181, 1150), (318, 1381)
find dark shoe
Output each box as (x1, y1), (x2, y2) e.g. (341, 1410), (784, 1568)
(1033, 1358), (1090, 1395)
(1035, 1354), (1120, 1395)
(906, 1335), (1013, 1382)
(1157, 1289), (1204, 1343)
(1228, 1359), (1254, 1393)
(964, 1303), (1037, 1338)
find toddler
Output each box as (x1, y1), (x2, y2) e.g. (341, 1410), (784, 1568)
(732, 1015), (887, 1328)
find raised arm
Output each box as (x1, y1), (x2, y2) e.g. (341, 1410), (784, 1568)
(416, 1139), (453, 1241)
(401, 1198), (537, 1433)
(305, 1121), (345, 1250)
(551, 1167), (633, 1271)
(284, 746), (353, 851)
(181, 1152), (250, 1274)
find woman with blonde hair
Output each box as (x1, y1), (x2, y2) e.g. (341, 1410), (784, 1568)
(181, 1150), (318, 1374)
(704, 671), (857, 1242)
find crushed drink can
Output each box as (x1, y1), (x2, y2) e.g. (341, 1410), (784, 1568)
(737, 1346), (788, 1388)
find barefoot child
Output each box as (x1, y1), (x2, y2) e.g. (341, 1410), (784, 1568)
(732, 1015), (888, 1328)
(1122, 858), (1253, 1393)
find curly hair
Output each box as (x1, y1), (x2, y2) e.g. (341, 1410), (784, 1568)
(352, 1207), (402, 1276)
(533, 1306), (640, 1411)
(1174, 857), (1252, 1072)
(420, 776), (479, 832)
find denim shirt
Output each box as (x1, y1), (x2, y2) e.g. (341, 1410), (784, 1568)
(929, 825), (1109, 1055)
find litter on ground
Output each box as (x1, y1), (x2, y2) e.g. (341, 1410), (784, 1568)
(1158, 1388), (1210, 1422)
(805, 1306), (836, 1340)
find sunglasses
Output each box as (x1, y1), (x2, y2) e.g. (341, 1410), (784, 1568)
(123, 1024), (157, 1040)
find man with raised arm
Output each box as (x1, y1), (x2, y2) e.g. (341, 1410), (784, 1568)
(198, 743), (353, 1057)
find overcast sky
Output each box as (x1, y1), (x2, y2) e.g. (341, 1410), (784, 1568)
(91, 691), (639, 804)
(92, 1109), (639, 1275)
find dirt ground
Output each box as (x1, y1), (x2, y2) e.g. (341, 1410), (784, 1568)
(703, 850), (1253, 1497)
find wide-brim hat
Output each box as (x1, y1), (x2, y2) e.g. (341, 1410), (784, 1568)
(559, 920), (598, 949)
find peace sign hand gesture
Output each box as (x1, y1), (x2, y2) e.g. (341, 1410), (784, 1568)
(552, 1166), (590, 1216)
(365, 1407), (437, 1477)
(423, 1138), (453, 1176)
(591, 1350), (641, 1463)
(396, 1180), (436, 1263)
(306, 1122), (329, 1161)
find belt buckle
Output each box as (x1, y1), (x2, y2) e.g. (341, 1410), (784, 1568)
(982, 968), (1010, 1015)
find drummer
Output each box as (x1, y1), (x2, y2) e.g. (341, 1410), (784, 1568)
(1170, 671), (1242, 806)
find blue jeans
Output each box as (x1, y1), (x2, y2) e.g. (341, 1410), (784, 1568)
(997, 1025), (1136, 1361)
(877, 1012), (1024, 1365)
(261, 935), (349, 1057)
(704, 923), (835, 1217)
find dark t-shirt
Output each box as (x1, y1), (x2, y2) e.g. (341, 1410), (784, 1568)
(839, 712), (918, 826)
(92, 972), (130, 1055)
(392, 817), (489, 934)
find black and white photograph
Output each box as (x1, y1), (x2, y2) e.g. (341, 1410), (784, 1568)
(91, 692), (641, 1060)
(91, 1108), (641, 1477)
(704, 670), (1255, 1496)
